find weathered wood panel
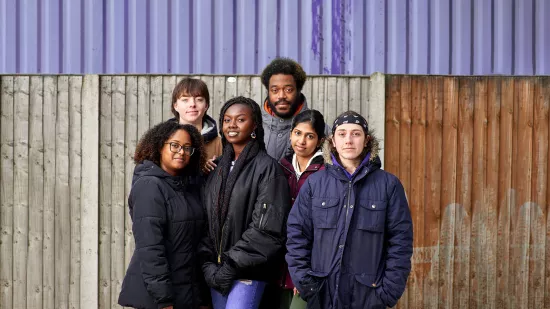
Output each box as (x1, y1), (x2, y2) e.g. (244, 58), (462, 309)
(386, 76), (550, 309)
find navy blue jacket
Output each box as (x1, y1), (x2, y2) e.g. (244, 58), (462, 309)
(286, 150), (413, 309)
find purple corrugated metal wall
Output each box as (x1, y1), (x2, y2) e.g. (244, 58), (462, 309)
(0, 0), (548, 75)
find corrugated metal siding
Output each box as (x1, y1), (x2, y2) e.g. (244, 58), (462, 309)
(1, 0), (549, 75)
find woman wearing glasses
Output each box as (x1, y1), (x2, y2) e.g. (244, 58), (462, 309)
(199, 96), (291, 309)
(118, 121), (206, 309)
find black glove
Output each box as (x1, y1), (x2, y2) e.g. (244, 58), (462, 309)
(213, 262), (238, 296)
(202, 262), (220, 289)
(299, 275), (324, 302)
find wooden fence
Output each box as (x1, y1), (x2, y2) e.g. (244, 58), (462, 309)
(385, 76), (550, 309)
(0, 74), (382, 309)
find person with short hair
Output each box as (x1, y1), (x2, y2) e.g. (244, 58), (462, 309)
(286, 111), (413, 309)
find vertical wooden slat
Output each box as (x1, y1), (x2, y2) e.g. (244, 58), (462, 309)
(213, 77), (226, 117)
(470, 77), (488, 309)
(384, 76), (400, 176)
(13, 76), (30, 309)
(408, 76), (427, 308)
(137, 76), (151, 139)
(486, 78), (501, 309)
(225, 76), (238, 102)
(27, 76), (44, 309)
(42, 76), (57, 309)
(511, 78), (534, 309)
(149, 76), (163, 127)
(423, 76), (443, 309)
(200, 76), (217, 121)
(0, 76), (14, 309)
(162, 76), (176, 121)
(348, 77), (362, 114)
(250, 76), (263, 115)
(237, 76), (251, 98)
(367, 73), (386, 167)
(68, 76), (83, 309)
(496, 78), (514, 309)
(546, 77), (550, 309)
(530, 77), (548, 309)
(55, 76), (70, 309)
(124, 77), (138, 270)
(311, 77), (325, 119)
(80, 75), (100, 309)
(111, 76), (126, 309)
(336, 77), (349, 116)
(439, 77), (459, 309)
(324, 77), (337, 123)
(301, 78), (312, 107)
(361, 77), (371, 117)
(454, 78), (474, 309)
(99, 76), (112, 309)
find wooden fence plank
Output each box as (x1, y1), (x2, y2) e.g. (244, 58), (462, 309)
(200, 76), (217, 121)
(27, 76), (44, 309)
(162, 76), (176, 121)
(149, 76), (163, 127)
(42, 76), (57, 309)
(512, 78), (534, 309)
(408, 77), (427, 308)
(237, 76), (251, 98)
(439, 77), (459, 309)
(55, 76), (70, 309)
(225, 76), (238, 102)
(213, 76), (226, 120)
(13, 76), (30, 309)
(486, 78), (501, 309)
(384, 75), (400, 176)
(349, 77), (362, 114)
(81, 75), (100, 309)
(137, 76), (150, 137)
(250, 76), (263, 113)
(361, 77), (371, 117)
(68, 76), (83, 309)
(312, 77), (325, 118)
(454, 78), (474, 309)
(99, 76), (112, 309)
(324, 77), (337, 123)
(0, 76), (14, 309)
(124, 77), (138, 270)
(496, 78), (514, 309)
(301, 78), (312, 107)
(336, 77), (349, 116)
(546, 77), (550, 309)
(470, 77), (488, 309)
(423, 76), (443, 309)
(111, 76), (126, 309)
(530, 77), (548, 309)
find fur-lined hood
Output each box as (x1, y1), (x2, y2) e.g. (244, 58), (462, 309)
(322, 128), (381, 165)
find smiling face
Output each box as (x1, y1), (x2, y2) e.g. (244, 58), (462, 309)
(267, 74), (300, 118)
(173, 93), (209, 125)
(159, 129), (192, 176)
(222, 104), (256, 147)
(290, 122), (321, 159)
(332, 123), (368, 162)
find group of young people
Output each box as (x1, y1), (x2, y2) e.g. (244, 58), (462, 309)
(117, 58), (413, 309)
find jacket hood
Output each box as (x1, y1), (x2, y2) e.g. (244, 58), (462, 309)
(280, 149), (325, 173)
(168, 114), (219, 144)
(322, 128), (381, 165)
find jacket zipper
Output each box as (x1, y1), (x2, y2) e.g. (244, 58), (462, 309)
(218, 223), (225, 264)
(345, 181), (352, 219)
(259, 203), (267, 228)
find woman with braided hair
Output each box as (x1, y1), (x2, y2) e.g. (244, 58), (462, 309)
(199, 96), (291, 309)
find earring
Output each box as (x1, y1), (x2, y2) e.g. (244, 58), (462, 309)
(251, 131), (257, 139)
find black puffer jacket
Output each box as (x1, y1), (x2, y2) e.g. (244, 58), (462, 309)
(118, 160), (205, 309)
(199, 150), (292, 282)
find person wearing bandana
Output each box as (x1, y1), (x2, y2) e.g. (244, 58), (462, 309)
(285, 111), (413, 309)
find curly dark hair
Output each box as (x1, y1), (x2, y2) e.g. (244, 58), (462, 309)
(218, 96), (266, 150)
(261, 57), (307, 92)
(134, 121), (206, 175)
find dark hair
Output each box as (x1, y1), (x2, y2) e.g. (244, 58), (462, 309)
(134, 121), (206, 175)
(171, 78), (210, 118)
(291, 109), (326, 140)
(261, 57), (307, 92)
(218, 96), (265, 149)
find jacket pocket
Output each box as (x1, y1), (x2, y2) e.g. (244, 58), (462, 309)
(258, 202), (284, 234)
(300, 271), (329, 308)
(357, 199), (387, 232)
(352, 274), (385, 309)
(311, 198), (339, 229)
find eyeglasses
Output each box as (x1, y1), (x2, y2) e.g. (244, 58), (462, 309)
(165, 142), (195, 156)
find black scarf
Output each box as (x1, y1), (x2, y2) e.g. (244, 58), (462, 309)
(211, 140), (261, 242)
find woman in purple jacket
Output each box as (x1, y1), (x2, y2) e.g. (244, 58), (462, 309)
(278, 110), (326, 309)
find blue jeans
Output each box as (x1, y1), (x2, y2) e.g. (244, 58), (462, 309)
(211, 280), (266, 309)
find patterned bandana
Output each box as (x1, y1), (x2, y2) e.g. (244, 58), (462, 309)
(332, 113), (369, 134)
